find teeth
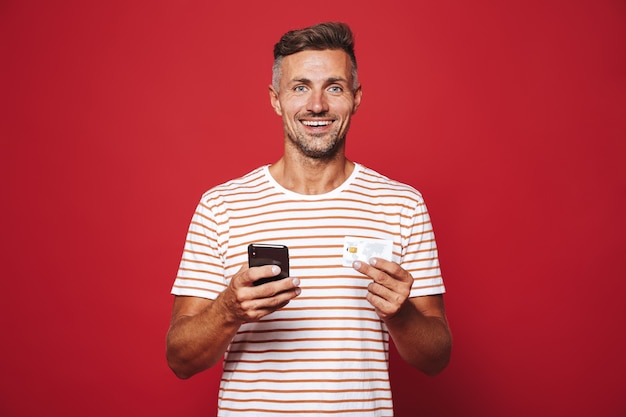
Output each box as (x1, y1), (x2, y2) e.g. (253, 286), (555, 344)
(302, 120), (332, 127)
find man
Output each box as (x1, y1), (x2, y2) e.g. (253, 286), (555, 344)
(167, 21), (452, 416)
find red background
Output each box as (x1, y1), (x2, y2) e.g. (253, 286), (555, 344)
(2, 1), (625, 416)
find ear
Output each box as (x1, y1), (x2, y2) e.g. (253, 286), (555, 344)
(269, 85), (282, 116)
(352, 85), (363, 114)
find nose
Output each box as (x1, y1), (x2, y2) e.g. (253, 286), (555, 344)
(307, 90), (329, 114)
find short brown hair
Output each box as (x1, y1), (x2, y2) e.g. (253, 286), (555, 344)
(272, 22), (359, 91)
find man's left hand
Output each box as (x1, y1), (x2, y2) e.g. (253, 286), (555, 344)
(353, 258), (413, 320)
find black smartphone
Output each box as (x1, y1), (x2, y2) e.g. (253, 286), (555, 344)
(248, 243), (290, 286)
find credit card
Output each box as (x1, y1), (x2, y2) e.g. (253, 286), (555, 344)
(342, 236), (393, 267)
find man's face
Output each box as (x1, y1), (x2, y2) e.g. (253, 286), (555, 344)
(270, 49), (362, 159)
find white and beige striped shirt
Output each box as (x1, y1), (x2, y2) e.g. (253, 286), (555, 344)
(172, 163), (445, 416)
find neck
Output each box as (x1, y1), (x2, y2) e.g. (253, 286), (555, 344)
(269, 157), (355, 195)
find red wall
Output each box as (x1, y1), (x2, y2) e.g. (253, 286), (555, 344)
(2, 1), (625, 416)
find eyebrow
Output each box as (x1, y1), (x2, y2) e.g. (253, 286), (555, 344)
(291, 77), (349, 85)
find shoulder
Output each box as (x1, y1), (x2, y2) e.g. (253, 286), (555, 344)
(354, 164), (424, 202)
(199, 165), (269, 203)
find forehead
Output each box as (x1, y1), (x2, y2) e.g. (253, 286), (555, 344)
(280, 49), (353, 83)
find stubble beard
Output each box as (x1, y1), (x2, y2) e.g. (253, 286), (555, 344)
(287, 118), (349, 160)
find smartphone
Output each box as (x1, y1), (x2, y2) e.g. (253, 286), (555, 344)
(248, 243), (290, 286)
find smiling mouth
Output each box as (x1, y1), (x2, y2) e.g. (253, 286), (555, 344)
(301, 120), (333, 127)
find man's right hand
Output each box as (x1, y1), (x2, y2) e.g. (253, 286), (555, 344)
(166, 264), (300, 379)
(217, 264), (301, 324)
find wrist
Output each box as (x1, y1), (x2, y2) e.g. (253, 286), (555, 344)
(213, 291), (245, 328)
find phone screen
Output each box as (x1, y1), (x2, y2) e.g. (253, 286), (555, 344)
(248, 243), (290, 286)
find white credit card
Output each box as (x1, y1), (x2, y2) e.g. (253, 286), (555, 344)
(342, 236), (393, 267)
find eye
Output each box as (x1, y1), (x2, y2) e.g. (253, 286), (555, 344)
(294, 85), (308, 93)
(328, 85), (343, 93)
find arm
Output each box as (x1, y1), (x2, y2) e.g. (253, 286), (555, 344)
(354, 258), (452, 376)
(166, 264), (301, 379)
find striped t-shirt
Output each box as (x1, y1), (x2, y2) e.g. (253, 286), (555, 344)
(172, 163), (445, 417)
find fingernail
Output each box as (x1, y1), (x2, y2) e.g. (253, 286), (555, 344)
(353, 261), (362, 269)
(272, 265), (280, 274)
(292, 277), (300, 286)
(369, 258), (377, 266)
